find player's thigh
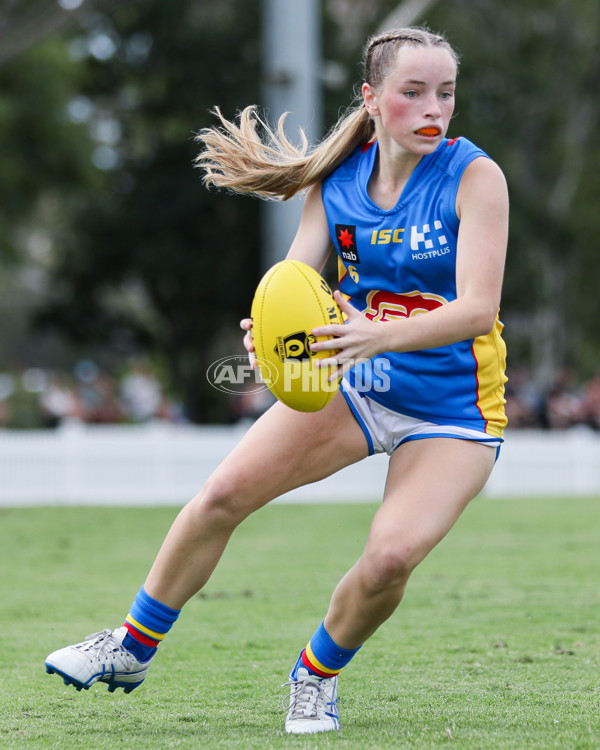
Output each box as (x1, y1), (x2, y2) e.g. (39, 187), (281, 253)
(364, 438), (497, 570)
(205, 390), (369, 510)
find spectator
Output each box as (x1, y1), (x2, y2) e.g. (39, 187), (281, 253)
(504, 366), (545, 428)
(119, 359), (165, 422)
(39, 371), (80, 427)
(74, 360), (122, 424)
(543, 369), (586, 430)
(581, 371), (600, 430)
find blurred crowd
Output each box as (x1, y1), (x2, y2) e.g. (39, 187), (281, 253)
(0, 358), (186, 429)
(0, 360), (599, 431)
(505, 368), (600, 430)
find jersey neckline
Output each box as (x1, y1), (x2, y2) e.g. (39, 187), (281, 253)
(356, 138), (449, 216)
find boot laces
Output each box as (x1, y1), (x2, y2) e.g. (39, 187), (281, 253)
(282, 676), (330, 719)
(77, 629), (129, 662)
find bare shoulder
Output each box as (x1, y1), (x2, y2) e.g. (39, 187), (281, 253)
(457, 156), (508, 217)
(303, 181), (325, 209)
(286, 182), (332, 270)
(298, 182), (327, 227)
(460, 156), (508, 195)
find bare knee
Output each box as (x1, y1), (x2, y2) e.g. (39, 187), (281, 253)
(360, 538), (424, 594)
(186, 472), (254, 530)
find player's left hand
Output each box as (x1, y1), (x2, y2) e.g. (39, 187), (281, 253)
(311, 291), (384, 381)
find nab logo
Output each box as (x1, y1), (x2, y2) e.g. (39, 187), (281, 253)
(275, 331), (315, 362)
(335, 224), (361, 264)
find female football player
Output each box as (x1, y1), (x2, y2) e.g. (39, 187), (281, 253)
(45, 26), (508, 735)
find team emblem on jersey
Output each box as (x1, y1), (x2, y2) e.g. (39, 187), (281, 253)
(364, 289), (447, 322)
(335, 224), (361, 264)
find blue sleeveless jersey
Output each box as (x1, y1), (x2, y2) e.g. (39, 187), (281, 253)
(322, 137), (507, 438)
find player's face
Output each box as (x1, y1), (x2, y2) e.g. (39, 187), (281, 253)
(363, 46), (457, 155)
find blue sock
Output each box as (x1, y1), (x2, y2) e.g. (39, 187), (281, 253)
(292, 621), (362, 679)
(122, 586), (181, 662)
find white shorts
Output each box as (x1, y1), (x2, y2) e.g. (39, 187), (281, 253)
(340, 378), (503, 456)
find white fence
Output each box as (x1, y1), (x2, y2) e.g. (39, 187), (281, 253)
(0, 422), (598, 506)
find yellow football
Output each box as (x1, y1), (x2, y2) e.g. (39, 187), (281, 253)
(250, 260), (344, 412)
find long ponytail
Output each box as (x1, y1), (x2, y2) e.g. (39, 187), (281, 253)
(195, 101), (373, 201)
(194, 26), (458, 200)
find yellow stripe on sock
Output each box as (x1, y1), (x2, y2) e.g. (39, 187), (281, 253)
(125, 614), (166, 641)
(305, 642), (340, 676)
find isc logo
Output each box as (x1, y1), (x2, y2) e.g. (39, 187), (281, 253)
(370, 228), (405, 245)
(275, 331), (315, 362)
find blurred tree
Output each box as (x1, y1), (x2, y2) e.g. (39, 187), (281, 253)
(0, 34), (96, 263)
(0, 0), (134, 65)
(0, 0), (138, 375)
(32, 0), (263, 422)
(423, 0), (600, 387)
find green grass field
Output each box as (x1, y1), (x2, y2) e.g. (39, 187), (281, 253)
(1, 497), (599, 749)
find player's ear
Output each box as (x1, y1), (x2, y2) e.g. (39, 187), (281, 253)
(362, 83), (379, 117)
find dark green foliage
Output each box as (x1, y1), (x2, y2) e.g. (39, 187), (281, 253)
(31, 0), (263, 421)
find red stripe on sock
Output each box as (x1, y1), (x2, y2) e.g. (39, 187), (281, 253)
(123, 621), (159, 648)
(301, 649), (339, 678)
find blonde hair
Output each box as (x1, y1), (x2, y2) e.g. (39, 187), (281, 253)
(195, 27), (458, 201)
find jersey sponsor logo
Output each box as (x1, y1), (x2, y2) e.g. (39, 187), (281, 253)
(335, 224), (360, 263)
(364, 289), (447, 322)
(410, 220), (449, 258)
(412, 247), (451, 260)
(370, 228), (405, 245)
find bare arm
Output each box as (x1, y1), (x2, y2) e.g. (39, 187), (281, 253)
(241, 183), (332, 358)
(285, 183), (332, 271)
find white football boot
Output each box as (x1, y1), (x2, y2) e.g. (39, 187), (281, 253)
(45, 627), (153, 693)
(283, 666), (341, 734)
